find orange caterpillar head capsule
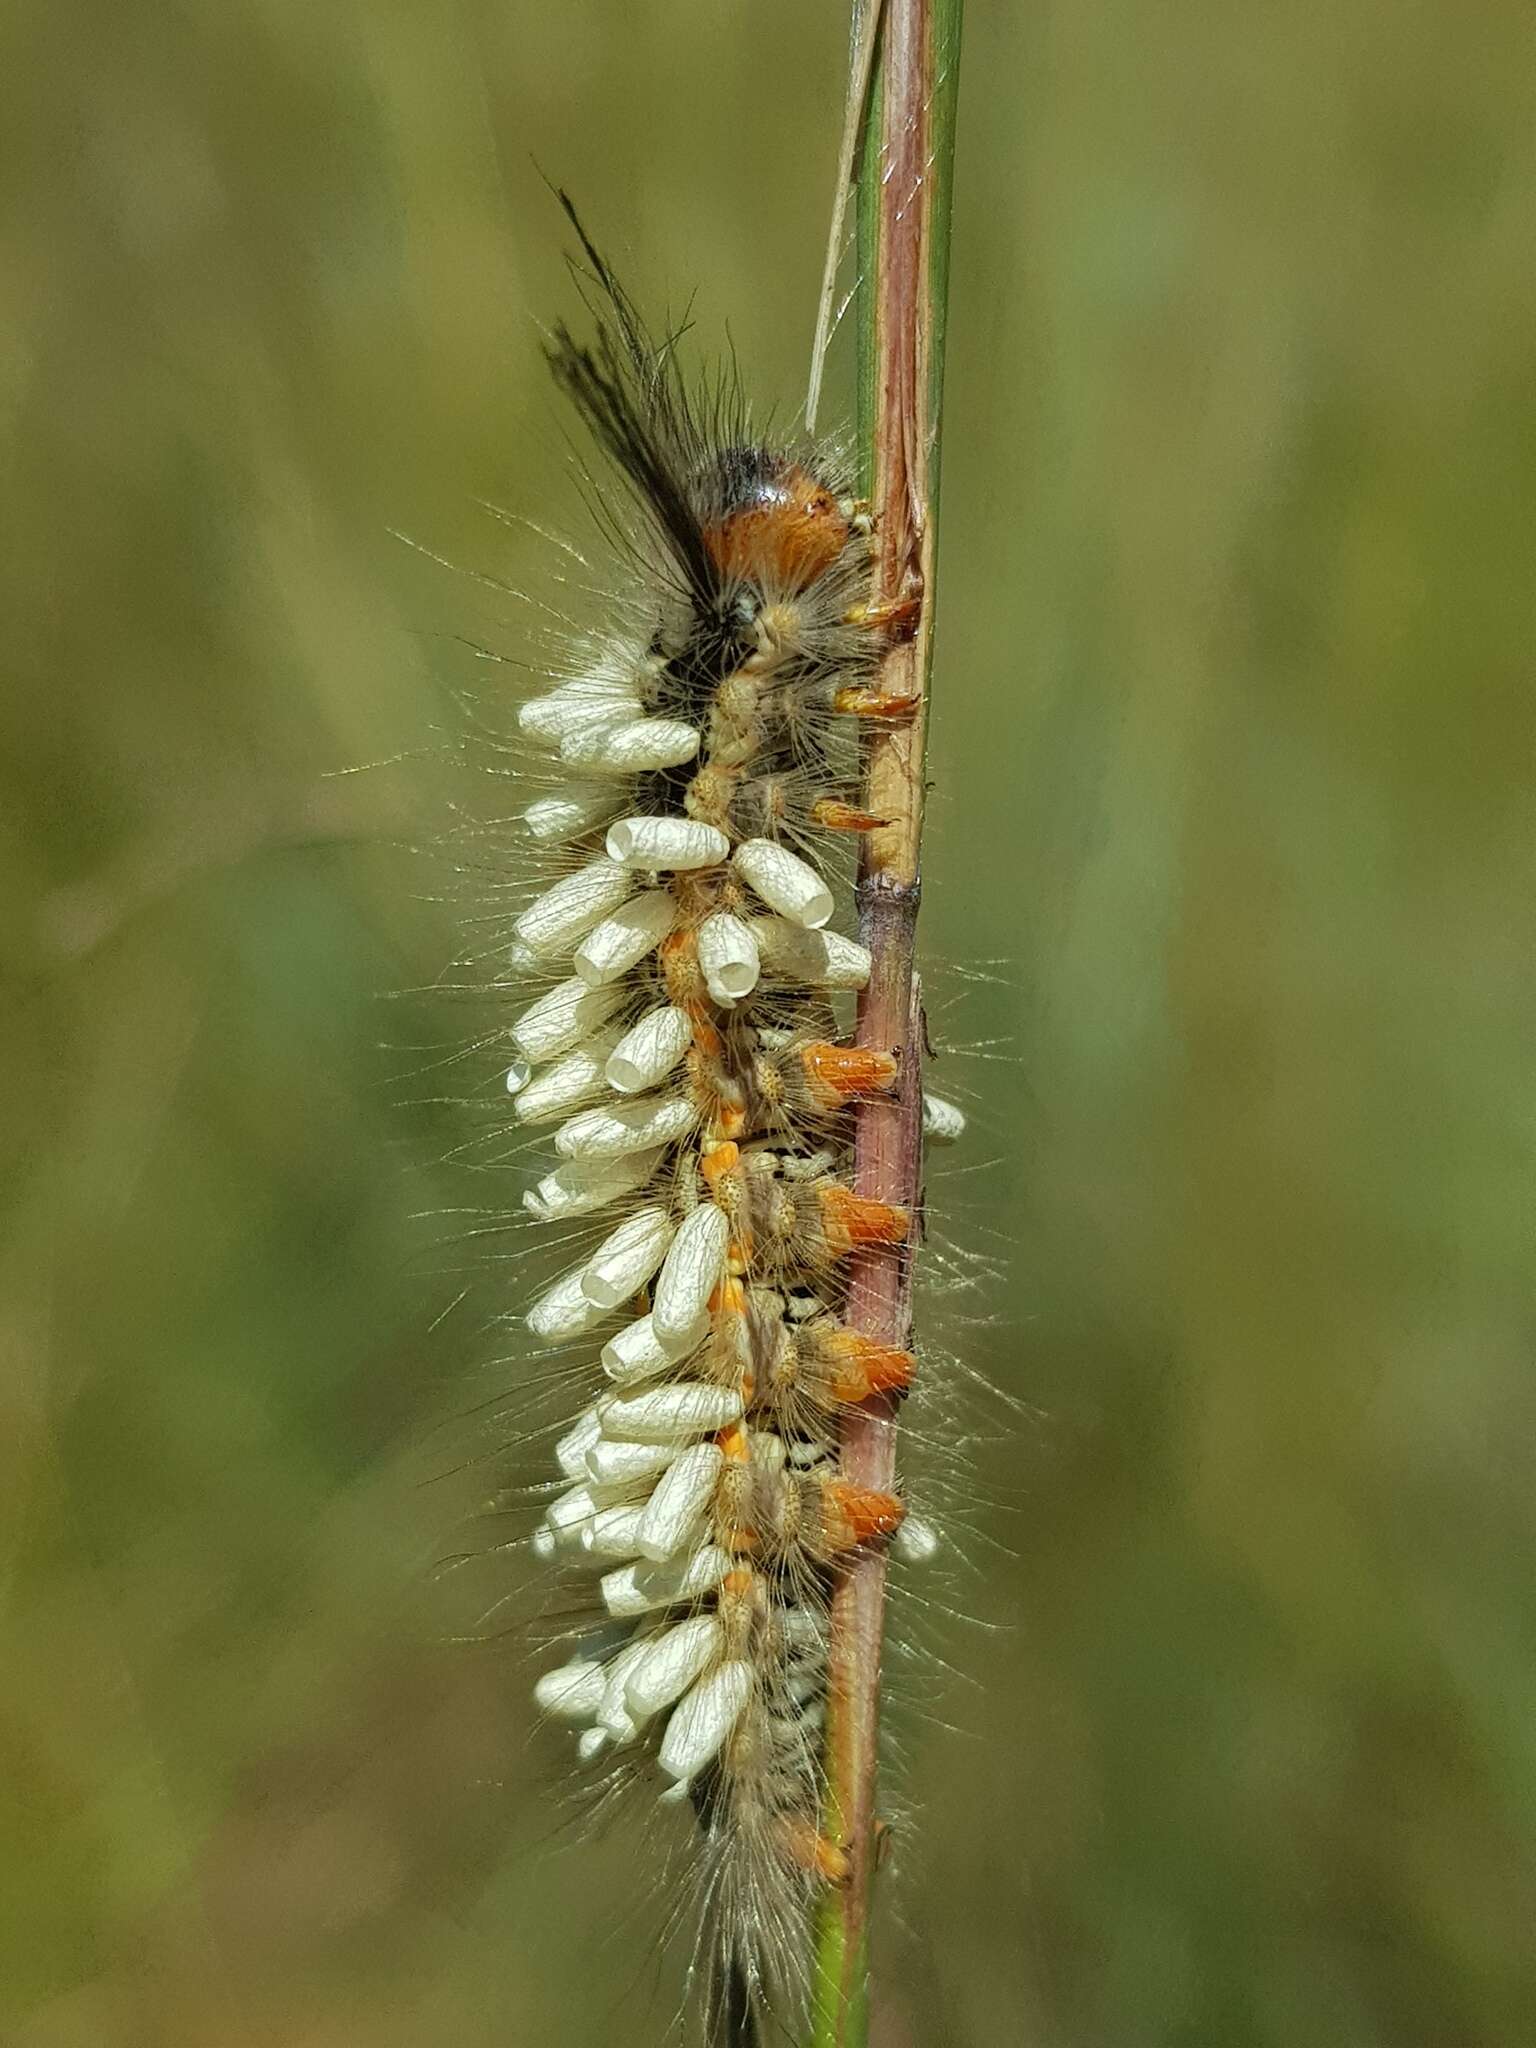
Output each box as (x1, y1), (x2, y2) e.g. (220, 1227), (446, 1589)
(700, 447), (852, 593)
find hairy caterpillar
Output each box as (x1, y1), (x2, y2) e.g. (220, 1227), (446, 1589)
(491, 201), (959, 2041)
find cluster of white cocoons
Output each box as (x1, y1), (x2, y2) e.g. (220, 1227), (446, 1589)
(530, 1366), (782, 1788)
(508, 651), (936, 1810)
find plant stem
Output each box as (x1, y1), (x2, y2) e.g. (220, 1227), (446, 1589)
(808, 3), (963, 2044)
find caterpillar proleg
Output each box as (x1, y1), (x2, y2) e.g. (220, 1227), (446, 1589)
(491, 7), (962, 2031)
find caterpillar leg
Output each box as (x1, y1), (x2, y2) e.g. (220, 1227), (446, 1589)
(808, 798), (890, 832)
(842, 592), (921, 641)
(832, 682), (922, 718)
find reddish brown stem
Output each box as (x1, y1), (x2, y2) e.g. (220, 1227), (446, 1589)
(818, 0), (951, 2033)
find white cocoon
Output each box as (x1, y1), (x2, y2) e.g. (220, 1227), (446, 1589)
(732, 838), (834, 929)
(513, 1033), (619, 1123)
(779, 1606), (826, 1651)
(533, 1659), (608, 1720)
(755, 917), (872, 990)
(528, 1272), (611, 1347)
(599, 1311), (677, 1383)
(544, 1483), (600, 1539)
(625, 1616), (722, 1719)
(651, 1203), (729, 1354)
(695, 911), (760, 1006)
(605, 1005), (694, 1095)
(922, 1092), (967, 1144)
(787, 1436), (834, 1468)
(580, 1504), (648, 1559)
(600, 1542), (731, 1619)
(556, 1095), (696, 1162)
(514, 858), (632, 957)
(554, 1409), (602, 1480)
(518, 679), (640, 743)
(504, 1057), (532, 1095)
(573, 889), (677, 987)
(767, 1704), (824, 1750)
(658, 1660), (754, 1783)
(605, 816), (729, 870)
(749, 1430), (787, 1476)
(584, 1437), (678, 1488)
(786, 1665), (822, 1709)
(560, 716), (700, 774)
(521, 784), (615, 843)
(600, 1382), (743, 1445)
(634, 1441), (724, 1561)
(579, 1207), (675, 1311)
(509, 978), (626, 1063)
(596, 1635), (657, 1741)
(523, 1148), (665, 1223)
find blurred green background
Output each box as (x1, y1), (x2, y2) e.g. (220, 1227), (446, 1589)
(3, 2), (1533, 2043)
